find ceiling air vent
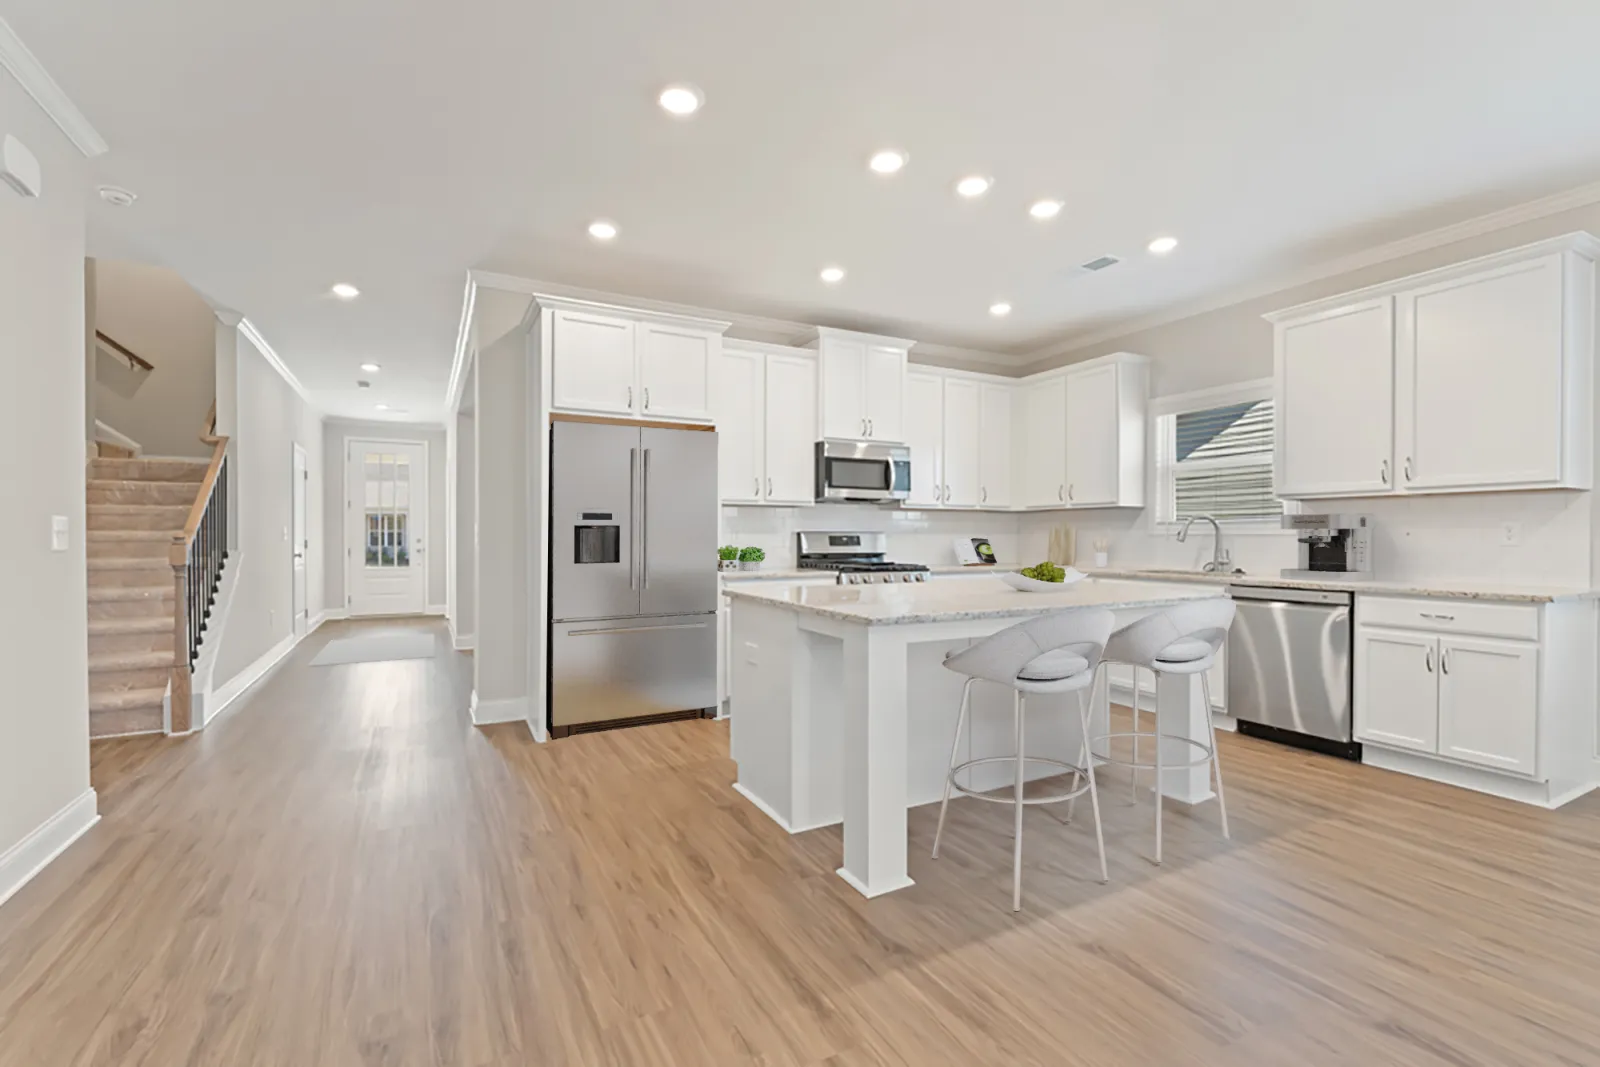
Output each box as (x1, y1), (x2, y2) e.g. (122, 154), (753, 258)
(1079, 254), (1121, 273)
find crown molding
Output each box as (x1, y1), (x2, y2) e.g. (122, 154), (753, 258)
(0, 17), (108, 158)
(1022, 177), (1600, 365)
(238, 318), (314, 408)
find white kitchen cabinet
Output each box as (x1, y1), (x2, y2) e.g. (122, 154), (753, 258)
(942, 378), (982, 507)
(1063, 360), (1146, 508)
(904, 371), (944, 507)
(979, 383), (1012, 509)
(813, 328), (912, 442)
(1019, 376), (1067, 507)
(1354, 627), (1440, 754)
(638, 322), (714, 421)
(717, 344), (818, 506)
(542, 298), (730, 423)
(763, 353), (818, 504)
(1436, 636), (1539, 776)
(715, 348), (764, 504)
(550, 309), (637, 415)
(1269, 235), (1597, 499)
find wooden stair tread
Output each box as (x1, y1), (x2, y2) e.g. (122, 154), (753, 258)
(87, 503), (189, 513)
(88, 585), (175, 603)
(89, 686), (166, 712)
(88, 557), (170, 570)
(90, 650), (176, 672)
(87, 530), (175, 541)
(89, 617), (172, 635)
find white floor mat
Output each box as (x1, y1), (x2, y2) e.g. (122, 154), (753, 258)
(309, 632), (438, 667)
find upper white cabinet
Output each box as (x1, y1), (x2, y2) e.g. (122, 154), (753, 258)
(1270, 235), (1598, 499)
(542, 299), (729, 423)
(903, 371), (988, 509)
(978, 384), (1013, 509)
(812, 328), (912, 443)
(1019, 376), (1067, 507)
(1014, 354), (1148, 509)
(714, 342), (817, 507)
(904, 370), (944, 507)
(942, 378), (982, 507)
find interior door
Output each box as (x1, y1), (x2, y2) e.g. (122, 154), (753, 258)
(639, 323), (714, 421)
(639, 427), (719, 618)
(1353, 627), (1437, 753)
(1065, 364), (1119, 505)
(1437, 636), (1539, 775)
(764, 353), (817, 505)
(942, 378), (981, 507)
(715, 348), (763, 504)
(550, 421), (639, 622)
(346, 440), (428, 616)
(903, 371), (944, 506)
(292, 443), (308, 635)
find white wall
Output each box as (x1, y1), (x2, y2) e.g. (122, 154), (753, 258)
(1025, 206), (1600, 587)
(92, 259), (216, 458)
(0, 77), (95, 895)
(212, 332), (324, 686)
(452, 410), (476, 643)
(474, 331), (530, 721)
(322, 419), (447, 613)
(721, 505), (1022, 568)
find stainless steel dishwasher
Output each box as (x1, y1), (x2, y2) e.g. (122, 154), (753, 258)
(1226, 584), (1360, 760)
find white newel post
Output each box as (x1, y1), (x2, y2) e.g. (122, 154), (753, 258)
(838, 624), (916, 898)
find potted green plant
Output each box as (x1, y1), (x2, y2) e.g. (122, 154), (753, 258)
(718, 545), (739, 572)
(737, 546), (766, 572)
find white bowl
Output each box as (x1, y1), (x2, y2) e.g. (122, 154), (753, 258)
(1001, 571), (1075, 593)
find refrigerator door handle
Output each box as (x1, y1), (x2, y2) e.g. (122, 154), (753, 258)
(566, 621), (711, 637)
(641, 447), (652, 588)
(628, 447), (639, 589)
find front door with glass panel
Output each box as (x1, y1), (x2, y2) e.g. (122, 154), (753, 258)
(346, 440), (428, 615)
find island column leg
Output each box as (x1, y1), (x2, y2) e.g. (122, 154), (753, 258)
(1154, 670), (1217, 805)
(837, 624), (915, 898)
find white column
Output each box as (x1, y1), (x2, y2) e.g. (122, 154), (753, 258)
(837, 624), (915, 898)
(1155, 672), (1215, 804)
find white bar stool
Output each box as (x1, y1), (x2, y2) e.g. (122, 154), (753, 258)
(1086, 599), (1235, 865)
(931, 608), (1116, 911)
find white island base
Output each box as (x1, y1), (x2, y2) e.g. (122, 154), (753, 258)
(726, 578), (1229, 898)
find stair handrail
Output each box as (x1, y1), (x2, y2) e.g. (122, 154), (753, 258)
(166, 405), (229, 734)
(95, 330), (155, 372)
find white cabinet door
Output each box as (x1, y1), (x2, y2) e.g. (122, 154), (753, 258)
(942, 378), (982, 508)
(979, 383), (1012, 509)
(1064, 364), (1120, 506)
(550, 310), (637, 415)
(863, 345), (907, 442)
(1437, 636), (1539, 776)
(1354, 627), (1438, 753)
(1276, 299), (1394, 497)
(904, 371), (945, 507)
(1399, 255), (1565, 492)
(764, 353), (818, 505)
(715, 349), (764, 505)
(1021, 377), (1067, 507)
(819, 338), (867, 440)
(639, 323), (714, 422)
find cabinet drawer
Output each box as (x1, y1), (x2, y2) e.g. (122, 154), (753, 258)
(1356, 596), (1538, 641)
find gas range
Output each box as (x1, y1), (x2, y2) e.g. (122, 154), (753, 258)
(795, 531), (931, 585)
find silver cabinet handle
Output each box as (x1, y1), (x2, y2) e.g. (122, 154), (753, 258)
(1404, 457), (1413, 482)
(861, 417), (867, 437)
(627, 385), (633, 409)
(641, 448), (651, 588)
(1058, 484), (1064, 501)
(1381, 459), (1389, 485)
(1425, 647), (1433, 673)
(867, 418), (874, 437)
(767, 477), (773, 495)
(643, 387), (650, 410)
(1067, 483), (1074, 502)
(754, 477), (760, 497)
(981, 486), (987, 503)
(1441, 648), (1450, 675)
(1419, 612), (1456, 622)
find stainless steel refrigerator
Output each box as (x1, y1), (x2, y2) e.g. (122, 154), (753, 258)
(549, 420), (719, 736)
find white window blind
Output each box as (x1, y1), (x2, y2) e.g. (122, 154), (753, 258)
(1159, 397), (1281, 523)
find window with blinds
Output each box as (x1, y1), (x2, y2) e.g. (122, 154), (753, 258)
(1159, 397), (1281, 523)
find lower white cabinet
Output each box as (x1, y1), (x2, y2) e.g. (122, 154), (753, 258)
(715, 344), (817, 506)
(1436, 635), (1540, 775)
(1355, 627), (1442, 754)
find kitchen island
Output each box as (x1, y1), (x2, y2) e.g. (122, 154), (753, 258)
(725, 576), (1229, 898)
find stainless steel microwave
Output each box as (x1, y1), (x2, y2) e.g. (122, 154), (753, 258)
(815, 440), (911, 503)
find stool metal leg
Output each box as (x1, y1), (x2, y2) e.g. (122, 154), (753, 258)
(1201, 671), (1230, 840)
(1076, 690), (1109, 884)
(1129, 667), (1141, 804)
(1012, 690), (1026, 912)
(931, 678), (974, 860)
(1153, 669), (1164, 866)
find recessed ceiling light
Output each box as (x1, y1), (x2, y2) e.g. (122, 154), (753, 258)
(658, 84), (704, 117)
(97, 185), (137, 207)
(588, 219), (618, 241)
(375, 404), (389, 411)
(989, 302), (1012, 317)
(331, 283), (360, 300)
(360, 362), (381, 373)
(1148, 236), (1179, 255)
(1029, 199), (1063, 220)
(819, 265), (845, 285)
(869, 150), (907, 175)
(956, 175), (992, 199)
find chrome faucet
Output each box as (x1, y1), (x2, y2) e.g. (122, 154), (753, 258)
(1177, 515), (1232, 573)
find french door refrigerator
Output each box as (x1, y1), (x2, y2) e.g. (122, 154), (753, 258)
(549, 420), (719, 736)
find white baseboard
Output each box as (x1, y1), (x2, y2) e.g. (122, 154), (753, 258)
(426, 604), (447, 616)
(453, 632), (475, 651)
(0, 789), (98, 911)
(308, 610), (332, 632)
(321, 607), (350, 622)
(206, 632), (296, 727)
(1362, 744), (1595, 809)
(471, 693), (528, 725)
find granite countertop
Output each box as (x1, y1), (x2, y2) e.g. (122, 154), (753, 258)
(720, 564), (1020, 583)
(722, 575), (1225, 626)
(1082, 567), (1598, 604)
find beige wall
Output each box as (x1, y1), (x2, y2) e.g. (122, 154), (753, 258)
(212, 333), (325, 686)
(322, 420), (448, 613)
(0, 77), (94, 884)
(92, 259), (216, 458)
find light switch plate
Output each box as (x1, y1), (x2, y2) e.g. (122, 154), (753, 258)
(1500, 522), (1522, 547)
(50, 515), (69, 551)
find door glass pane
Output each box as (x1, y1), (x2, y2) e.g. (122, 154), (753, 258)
(395, 513), (409, 567)
(362, 449), (414, 569)
(366, 513), (379, 565)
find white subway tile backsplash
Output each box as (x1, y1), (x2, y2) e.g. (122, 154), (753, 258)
(721, 505), (1022, 567)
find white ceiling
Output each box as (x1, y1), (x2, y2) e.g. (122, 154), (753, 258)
(11, 0), (1600, 420)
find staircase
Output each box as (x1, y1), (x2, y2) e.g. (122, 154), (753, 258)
(87, 458), (208, 737)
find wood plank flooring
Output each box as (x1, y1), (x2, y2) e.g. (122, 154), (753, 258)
(3, 617), (1600, 1065)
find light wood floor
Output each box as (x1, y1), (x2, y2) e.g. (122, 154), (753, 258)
(3, 618), (1600, 1065)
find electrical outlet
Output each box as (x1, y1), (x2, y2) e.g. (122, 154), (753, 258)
(1500, 522), (1522, 547)
(50, 515), (68, 552)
